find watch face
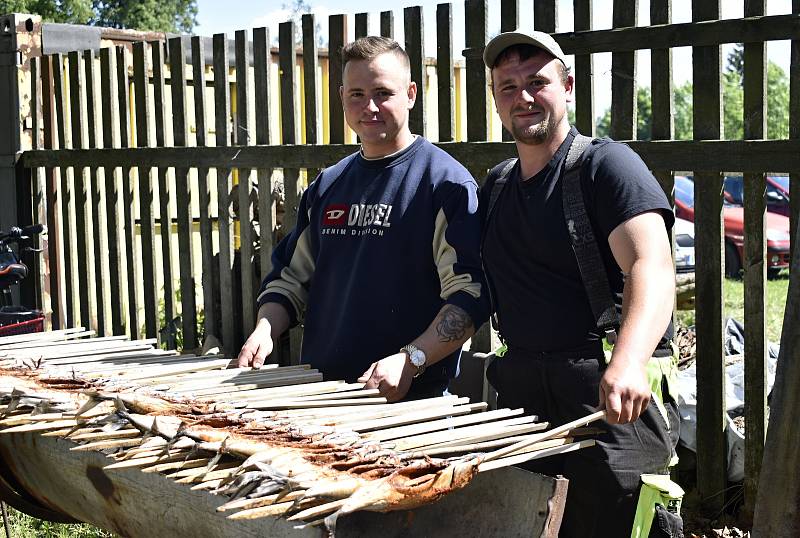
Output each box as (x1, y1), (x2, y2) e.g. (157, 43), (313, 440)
(410, 349), (426, 367)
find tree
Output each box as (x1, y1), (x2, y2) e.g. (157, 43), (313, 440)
(594, 46), (789, 141)
(0, 0), (197, 32)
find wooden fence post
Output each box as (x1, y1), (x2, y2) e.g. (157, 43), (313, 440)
(168, 37), (198, 350)
(692, 0), (727, 517)
(405, 6), (425, 137)
(573, 0), (595, 137)
(752, 213), (800, 536)
(742, 0), (768, 523)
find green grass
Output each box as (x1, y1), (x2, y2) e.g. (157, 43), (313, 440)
(3, 506), (114, 538)
(676, 272), (790, 343)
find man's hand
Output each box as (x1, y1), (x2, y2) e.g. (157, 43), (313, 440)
(598, 358), (650, 424)
(358, 352), (416, 402)
(237, 318), (274, 368)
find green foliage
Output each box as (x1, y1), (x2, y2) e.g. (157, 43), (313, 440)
(0, 0), (92, 24)
(5, 506), (114, 538)
(676, 274), (789, 343)
(0, 0), (196, 32)
(594, 47), (789, 141)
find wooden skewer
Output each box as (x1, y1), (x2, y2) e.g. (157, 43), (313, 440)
(70, 437), (145, 451)
(190, 478), (223, 490)
(346, 402), (487, 433)
(364, 407), (524, 441)
(481, 410), (606, 463)
(217, 490), (304, 512)
(227, 500), (296, 520)
(394, 420), (548, 452)
(0, 327), (90, 347)
(286, 499), (346, 522)
(246, 397), (388, 410)
(478, 439), (597, 472)
(104, 451), (193, 470)
(143, 458), (211, 473)
(69, 429), (141, 441)
(0, 419), (81, 434)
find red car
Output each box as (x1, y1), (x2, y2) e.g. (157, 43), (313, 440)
(675, 176), (790, 278)
(723, 174), (790, 217)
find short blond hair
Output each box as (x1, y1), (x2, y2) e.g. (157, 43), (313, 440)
(342, 36), (410, 73)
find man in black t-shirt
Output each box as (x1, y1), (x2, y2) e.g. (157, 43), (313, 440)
(481, 30), (680, 537)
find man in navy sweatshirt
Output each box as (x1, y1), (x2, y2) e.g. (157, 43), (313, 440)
(237, 36), (489, 402)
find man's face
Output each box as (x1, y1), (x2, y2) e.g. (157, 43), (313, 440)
(491, 50), (573, 145)
(340, 53), (416, 154)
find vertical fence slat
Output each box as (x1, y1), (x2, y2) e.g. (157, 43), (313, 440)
(67, 51), (93, 331)
(610, 0), (636, 140)
(465, 0), (488, 144)
(235, 30), (256, 342)
(116, 46), (140, 339)
(254, 26), (275, 291)
(212, 33), (236, 354)
(380, 11), (394, 38)
(650, 0), (674, 199)
(355, 12), (369, 39)
(84, 49), (107, 336)
(301, 13), (320, 254)
(52, 53), (76, 329)
(328, 15), (346, 144)
(301, 16), (318, 147)
(574, 0), (595, 136)
(29, 58), (45, 313)
(463, 0), (490, 354)
(533, 0), (557, 33)
(499, 0), (520, 141)
(133, 42), (158, 340)
(151, 42), (175, 344)
(279, 21), (303, 366)
(99, 48), (124, 336)
(436, 3), (454, 142)
(791, 0), (800, 261)
(742, 0), (767, 520)
(168, 37), (198, 350)
(404, 6), (425, 136)
(692, 0), (726, 516)
(41, 55), (64, 329)
(190, 36), (218, 344)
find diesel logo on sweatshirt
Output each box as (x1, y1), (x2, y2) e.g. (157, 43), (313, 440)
(323, 205), (348, 226)
(347, 204), (392, 228)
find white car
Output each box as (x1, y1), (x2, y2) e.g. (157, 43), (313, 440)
(675, 218), (695, 273)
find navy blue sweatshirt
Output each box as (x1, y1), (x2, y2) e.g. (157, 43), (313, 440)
(257, 136), (489, 384)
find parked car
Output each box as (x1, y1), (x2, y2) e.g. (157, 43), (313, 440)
(723, 174), (790, 217)
(674, 175), (790, 278)
(674, 218), (695, 273)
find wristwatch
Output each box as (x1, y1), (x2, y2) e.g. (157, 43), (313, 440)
(401, 344), (427, 378)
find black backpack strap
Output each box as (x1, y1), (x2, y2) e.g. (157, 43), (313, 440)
(482, 158), (516, 342)
(486, 158), (517, 223)
(561, 134), (621, 343)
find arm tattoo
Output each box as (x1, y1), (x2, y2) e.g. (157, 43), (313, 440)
(436, 305), (473, 343)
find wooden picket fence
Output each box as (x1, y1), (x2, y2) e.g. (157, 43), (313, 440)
(6, 0), (800, 520)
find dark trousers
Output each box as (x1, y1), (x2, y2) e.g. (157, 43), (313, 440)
(487, 349), (680, 538)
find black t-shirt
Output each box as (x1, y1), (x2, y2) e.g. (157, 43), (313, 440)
(481, 127), (675, 353)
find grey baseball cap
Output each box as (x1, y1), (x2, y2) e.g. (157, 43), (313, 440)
(483, 30), (567, 68)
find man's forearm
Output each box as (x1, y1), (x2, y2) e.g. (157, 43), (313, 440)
(256, 302), (292, 341)
(410, 304), (476, 365)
